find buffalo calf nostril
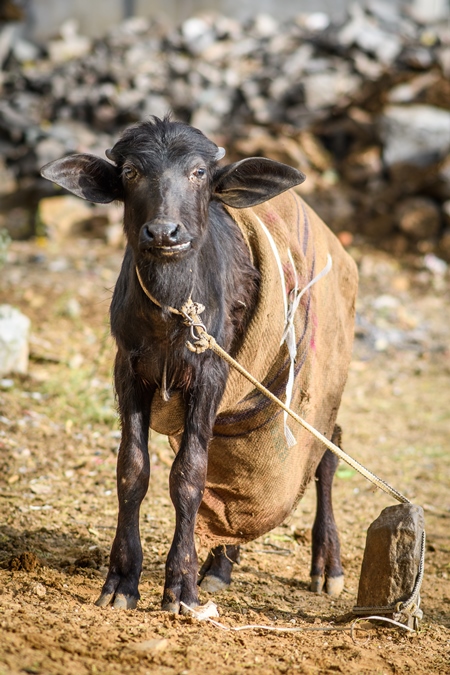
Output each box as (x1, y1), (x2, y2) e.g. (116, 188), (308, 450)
(168, 225), (179, 242)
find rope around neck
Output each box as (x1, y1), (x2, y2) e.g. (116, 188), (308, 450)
(135, 265), (184, 315)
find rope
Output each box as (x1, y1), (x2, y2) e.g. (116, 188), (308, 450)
(135, 265), (424, 629)
(178, 301), (410, 506)
(179, 601), (417, 636)
(199, 317), (424, 630)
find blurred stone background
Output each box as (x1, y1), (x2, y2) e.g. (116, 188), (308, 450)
(1, 0), (450, 258)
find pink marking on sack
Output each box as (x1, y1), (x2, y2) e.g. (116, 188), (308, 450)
(262, 210), (279, 226)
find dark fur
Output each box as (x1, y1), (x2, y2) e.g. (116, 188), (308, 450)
(40, 117), (343, 612)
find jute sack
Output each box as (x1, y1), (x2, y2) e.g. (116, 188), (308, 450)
(150, 190), (358, 546)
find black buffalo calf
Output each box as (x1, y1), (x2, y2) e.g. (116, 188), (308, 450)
(41, 116), (356, 612)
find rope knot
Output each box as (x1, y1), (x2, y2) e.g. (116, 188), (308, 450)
(180, 299), (205, 324)
(186, 334), (216, 354)
(179, 298), (216, 354)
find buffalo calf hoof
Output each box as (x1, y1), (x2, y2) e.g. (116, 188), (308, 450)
(161, 586), (199, 614)
(161, 600), (199, 614)
(95, 591), (138, 609)
(161, 600), (180, 613)
(198, 544), (239, 593)
(95, 591), (114, 608)
(199, 574), (229, 593)
(180, 600), (199, 615)
(325, 575), (344, 598)
(310, 574), (344, 597)
(310, 574), (325, 594)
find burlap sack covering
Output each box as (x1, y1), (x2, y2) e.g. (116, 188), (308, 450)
(150, 190), (358, 546)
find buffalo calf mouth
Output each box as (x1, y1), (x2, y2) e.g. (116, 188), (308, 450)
(139, 241), (191, 256)
(153, 242), (191, 256)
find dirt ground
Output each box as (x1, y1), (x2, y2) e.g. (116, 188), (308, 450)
(0, 232), (449, 675)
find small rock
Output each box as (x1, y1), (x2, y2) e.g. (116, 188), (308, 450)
(181, 17), (216, 55)
(398, 46), (435, 70)
(302, 13), (330, 32)
(32, 582), (47, 598)
(69, 353), (84, 370)
(423, 253), (447, 276)
(48, 19), (91, 63)
(372, 294), (399, 310)
(63, 298), (81, 318)
(395, 197), (441, 239)
(411, 0), (449, 23)
(35, 137), (67, 168)
(303, 67), (361, 110)
(0, 305), (30, 376)
(338, 5), (402, 64)
(361, 214), (395, 239)
(387, 73), (440, 105)
(48, 257), (69, 272)
(382, 105), (450, 167)
(130, 638), (169, 653)
(251, 14), (278, 39)
(11, 38), (40, 64)
(29, 482), (52, 495)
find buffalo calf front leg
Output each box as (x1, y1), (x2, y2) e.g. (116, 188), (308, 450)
(162, 360), (228, 613)
(96, 356), (153, 610)
(310, 426), (344, 597)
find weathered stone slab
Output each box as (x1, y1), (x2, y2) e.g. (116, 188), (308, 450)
(355, 504), (425, 615)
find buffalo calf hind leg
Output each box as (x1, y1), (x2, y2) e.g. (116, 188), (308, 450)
(310, 426), (344, 597)
(198, 545), (240, 593)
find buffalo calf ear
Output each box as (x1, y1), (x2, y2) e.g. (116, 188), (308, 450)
(41, 154), (123, 203)
(212, 157), (306, 208)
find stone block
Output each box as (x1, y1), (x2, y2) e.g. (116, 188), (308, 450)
(355, 504), (425, 612)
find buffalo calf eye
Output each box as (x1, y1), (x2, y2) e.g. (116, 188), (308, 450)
(191, 168), (206, 179)
(123, 166), (138, 181)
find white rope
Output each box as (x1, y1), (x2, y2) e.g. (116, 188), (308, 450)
(179, 602), (417, 637)
(282, 248), (299, 447)
(254, 215), (288, 322)
(282, 252), (333, 448)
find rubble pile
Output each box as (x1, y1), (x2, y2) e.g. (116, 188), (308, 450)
(1, 2), (449, 257)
